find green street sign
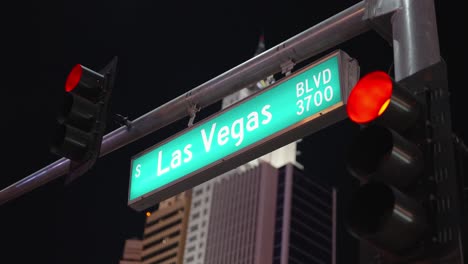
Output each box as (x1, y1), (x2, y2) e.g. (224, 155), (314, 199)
(129, 50), (358, 211)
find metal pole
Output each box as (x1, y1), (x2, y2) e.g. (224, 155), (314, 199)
(0, 1), (370, 206)
(392, 1), (464, 261)
(392, 0), (441, 81)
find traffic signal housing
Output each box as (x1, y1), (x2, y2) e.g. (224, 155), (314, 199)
(346, 71), (424, 188)
(344, 64), (463, 262)
(50, 57), (118, 166)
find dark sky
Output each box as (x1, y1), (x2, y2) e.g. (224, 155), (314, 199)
(2, 1), (461, 263)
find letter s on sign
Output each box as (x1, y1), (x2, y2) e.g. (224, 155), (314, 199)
(135, 164), (141, 178)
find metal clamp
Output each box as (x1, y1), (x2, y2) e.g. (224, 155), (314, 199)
(280, 59), (295, 76)
(114, 114), (132, 130)
(185, 91), (201, 127)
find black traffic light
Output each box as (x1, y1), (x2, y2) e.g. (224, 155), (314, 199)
(344, 62), (463, 262)
(51, 57), (118, 166)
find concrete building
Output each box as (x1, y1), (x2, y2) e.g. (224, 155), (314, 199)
(183, 161), (279, 264)
(120, 239), (143, 264)
(120, 191), (192, 264)
(141, 192), (191, 264)
(182, 160), (336, 264)
(273, 163), (336, 264)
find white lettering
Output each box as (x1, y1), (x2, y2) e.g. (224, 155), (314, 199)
(296, 100), (304, 115)
(313, 72), (321, 88)
(183, 144), (192, 163)
(314, 90), (323, 106)
(201, 123), (217, 152)
(157, 151), (170, 176)
(296, 82), (304, 97)
(171, 150), (182, 168)
(246, 112), (259, 131)
(324, 86), (333, 102)
(217, 125), (229, 146)
(261, 104), (272, 124)
(305, 78), (313, 93)
(135, 164), (141, 178)
(323, 68), (331, 84)
(231, 118), (244, 146)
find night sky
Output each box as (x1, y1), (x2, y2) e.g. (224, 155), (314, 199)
(2, 1), (461, 263)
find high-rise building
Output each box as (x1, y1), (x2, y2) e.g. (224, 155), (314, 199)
(273, 163), (336, 264)
(120, 239), (143, 264)
(183, 161), (279, 264)
(121, 191), (192, 264)
(142, 192), (192, 264)
(182, 161), (336, 264)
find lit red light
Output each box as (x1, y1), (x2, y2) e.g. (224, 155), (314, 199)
(65, 64), (83, 92)
(346, 71), (393, 124)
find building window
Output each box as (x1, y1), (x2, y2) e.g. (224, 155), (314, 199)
(190, 225), (199, 232)
(187, 245), (196, 253)
(192, 212), (200, 220)
(194, 189), (203, 196)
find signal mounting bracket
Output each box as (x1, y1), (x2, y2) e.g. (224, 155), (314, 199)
(185, 91), (200, 128)
(280, 59), (295, 76)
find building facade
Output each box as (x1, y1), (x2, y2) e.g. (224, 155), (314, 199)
(120, 239), (143, 264)
(183, 161), (279, 264)
(120, 191), (192, 264)
(273, 163), (336, 264)
(182, 161), (336, 264)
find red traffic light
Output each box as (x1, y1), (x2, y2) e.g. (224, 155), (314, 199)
(52, 58), (117, 163)
(65, 64), (83, 92)
(64, 64), (105, 101)
(346, 71), (393, 124)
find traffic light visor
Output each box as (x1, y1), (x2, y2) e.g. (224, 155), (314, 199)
(65, 64), (83, 92)
(347, 71), (393, 124)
